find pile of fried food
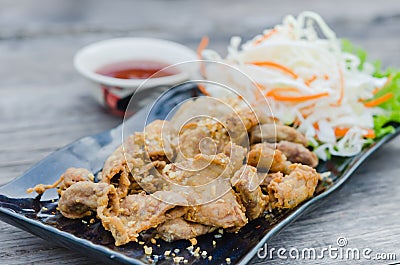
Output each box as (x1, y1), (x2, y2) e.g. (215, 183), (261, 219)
(28, 97), (320, 246)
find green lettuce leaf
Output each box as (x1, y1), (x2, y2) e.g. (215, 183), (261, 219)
(342, 39), (400, 140)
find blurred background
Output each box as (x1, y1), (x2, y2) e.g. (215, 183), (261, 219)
(0, 1), (399, 264)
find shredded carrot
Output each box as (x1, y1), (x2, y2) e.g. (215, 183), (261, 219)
(197, 84), (210, 96)
(304, 75), (317, 86)
(256, 83), (267, 90)
(334, 127), (349, 138)
(253, 29), (277, 45)
(363, 129), (376, 139)
(372, 87), (381, 95)
(334, 127), (375, 139)
(372, 75), (393, 95)
(197, 36), (209, 59)
(268, 90), (329, 102)
(300, 103), (316, 118)
(338, 66), (344, 104)
(265, 87), (300, 97)
(384, 75), (393, 87)
(324, 74), (329, 80)
(197, 36), (209, 77)
(366, 75), (393, 100)
(293, 117), (301, 127)
(364, 92), (394, 107)
(251, 61), (298, 79)
(253, 84), (265, 100)
(329, 67), (344, 107)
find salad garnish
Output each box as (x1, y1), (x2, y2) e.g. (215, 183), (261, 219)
(200, 11), (400, 160)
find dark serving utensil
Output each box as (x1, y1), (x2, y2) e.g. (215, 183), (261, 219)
(0, 82), (399, 265)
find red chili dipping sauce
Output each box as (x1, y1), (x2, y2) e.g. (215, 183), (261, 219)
(96, 60), (179, 79)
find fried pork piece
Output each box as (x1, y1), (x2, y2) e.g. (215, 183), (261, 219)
(27, 167), (94, 195)
(253, 102), (281, 125)
(101, 132), (146, 197)
(102, 191), (188, 246)
(58, 168), (94, 191)
(101, 120), (174, 197)
(58, 181), (119, 219)
(175, 117), (229, 160)
(260, 172), (283, 186)
(184, 189), (248, 231)
(173, 99), (258, 161)
(223, 108), (258, 145)
(223, 142), (247, 173)
(144, 120), (177, 162)
(163, 153), (230, 187)
(156, 217), (215, 242)
(169, 97), (244, 129)
(250, 124), (309, 146)
(271, 141), (318, 167)
(247, 143), (290, 173)
(163, 142), (246, 188)
(267, 164), (320, 209)
(231, 165), (268, 220)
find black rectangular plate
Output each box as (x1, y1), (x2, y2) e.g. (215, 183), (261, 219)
(1, 83), (399, 265)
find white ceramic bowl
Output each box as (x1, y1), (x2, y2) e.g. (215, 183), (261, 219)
(73, 37), (198, 115)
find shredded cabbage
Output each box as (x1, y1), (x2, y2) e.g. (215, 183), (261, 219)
(201, 11), (399, 160)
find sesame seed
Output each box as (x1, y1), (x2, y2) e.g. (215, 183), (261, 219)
(173, 257), (184, 263)
(139, 241), (145, 245)
(186, 245), (194, 252)
(208, 256), (213, 261)
(214, 234), (222, 239)
(144, 246), (152, 255)
(153, 255), (159, 262)
(226, 257), (231, 264)
(151, 238), (156, 244)
(194, 247), (200, 254)
(164, 250), (171, 256)
(212, 240), (217, 247)
(189, 238), (197, 245)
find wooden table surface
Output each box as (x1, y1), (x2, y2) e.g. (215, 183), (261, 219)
(1, 1), (400, 264)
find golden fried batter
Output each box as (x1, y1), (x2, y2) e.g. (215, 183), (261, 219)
(267, 164), (320, 209)
(247, 143), (290, 173)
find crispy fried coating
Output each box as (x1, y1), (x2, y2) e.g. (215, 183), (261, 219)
(272, 141), (318, 167)
(58, 181), (118, 219)
(267, 164), (320, 209)
(102, 191), (187, 246)
(184, 189), (248, 231)
(27, 96), (322, 246)
(157, 218), (215, 242)
(250, 124), (308, 146)
(247, 143), (290, 173)
(144, 120), (177, 162)
(231, 165), (268, 220)
(27, 167), (94, 195)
